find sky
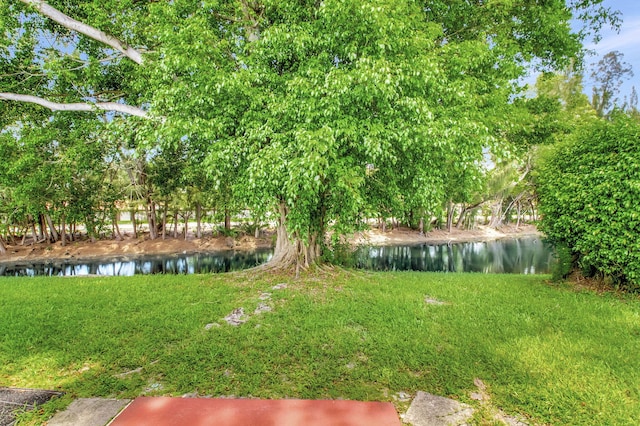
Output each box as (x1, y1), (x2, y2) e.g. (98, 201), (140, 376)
(579, 0), (640, 102)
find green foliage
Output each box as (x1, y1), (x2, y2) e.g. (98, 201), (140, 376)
(537, 113), (640, 290)
(0, 112), (117, 235)
(551, 243), (574, 282)
(320, 236), (358, 268)
(216, 226), (239, 238)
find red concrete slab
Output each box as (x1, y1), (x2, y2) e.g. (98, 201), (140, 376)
(110, 397), (401, 426)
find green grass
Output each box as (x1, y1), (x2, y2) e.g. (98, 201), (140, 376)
(1, 271), (639, 425)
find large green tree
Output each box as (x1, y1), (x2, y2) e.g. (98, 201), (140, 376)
(0, 0), (615, 269)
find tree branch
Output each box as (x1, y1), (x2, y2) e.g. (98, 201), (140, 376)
(20, 0), (144, 65)
(0, 92), (149, 118)
(239, 0), (261, 42)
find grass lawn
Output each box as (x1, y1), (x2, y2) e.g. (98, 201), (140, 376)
(1, 270), (639, 425)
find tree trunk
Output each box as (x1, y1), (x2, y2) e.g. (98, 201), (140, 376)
(39, 214), (50, 242)
(173, 211), (179, 238)
(196, 203), (202, 239)
(456, 206), (468, 229)
(113, 213), (123, 241)
(38, 214), (44, 242)
(30, 217), (38, 244)
(260, 202), (322, 274)
(489, 198), (503, 228)
(162, 200), (168, 240)
(224, 207), (231, 231)
(45, 214), (59, 242)
(150, 201), (158, 239)
(131, 209), (138, 238)
(529, 200), (537, 222)
(418, 217), (424, 235)
(36, 214), (45, 241)
(61, 213), (66, 247)
(145, 196), (157, 240)
(446, 201), (455, 233)
(183, 211), (191, 240)
(0, 236), (6, 255)
(6, 225), (15, 244)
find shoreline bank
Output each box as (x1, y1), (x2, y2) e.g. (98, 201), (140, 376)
(0, 224), (541, 265)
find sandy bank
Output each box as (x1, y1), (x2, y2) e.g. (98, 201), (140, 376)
(0, 224), (540, 264)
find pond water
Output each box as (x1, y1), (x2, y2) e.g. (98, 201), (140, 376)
(0, 250), (274, 277)
(354, 237), (554, 274)
(0, 237), (554, 277)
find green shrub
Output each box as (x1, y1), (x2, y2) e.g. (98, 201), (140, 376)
(216, 226), (239, 238)
(550, 243), (574, 282)
(537, 113), (640, 291)
(321, 235), (358, 267)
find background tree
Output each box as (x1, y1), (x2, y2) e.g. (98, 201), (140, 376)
(147, 143), (187, 239)
(624, 85), (639, 117)
(0, 111), (115, 244)
(591, 51), (634, 117)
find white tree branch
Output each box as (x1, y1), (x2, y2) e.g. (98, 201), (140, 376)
(0, 92), (149, 118)
(20, 0), (144, 65)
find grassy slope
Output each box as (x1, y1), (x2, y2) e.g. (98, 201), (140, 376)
(1, 271), (638, 425)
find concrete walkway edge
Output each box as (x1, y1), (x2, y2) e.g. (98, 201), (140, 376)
(47, 398), (131, 426)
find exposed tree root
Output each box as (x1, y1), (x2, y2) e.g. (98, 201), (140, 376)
(254, 203), (323, 277)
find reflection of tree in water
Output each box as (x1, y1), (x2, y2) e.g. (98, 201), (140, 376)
(1, 240), (552, 276)
(129, 251), (273, 274)
(356, 238), (554, 274)
(1, 250), (273, 276)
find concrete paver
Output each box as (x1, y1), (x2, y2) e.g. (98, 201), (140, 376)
(404, 391), (474, 426)
(47, 398), (130, 426)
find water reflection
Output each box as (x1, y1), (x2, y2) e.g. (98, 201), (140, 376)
(0, 237), (554, 276)
(0, 250), (273, 277)
(354, 237), (554, 274)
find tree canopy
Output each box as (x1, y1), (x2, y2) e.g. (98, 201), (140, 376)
(0, 0), (616, 269)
